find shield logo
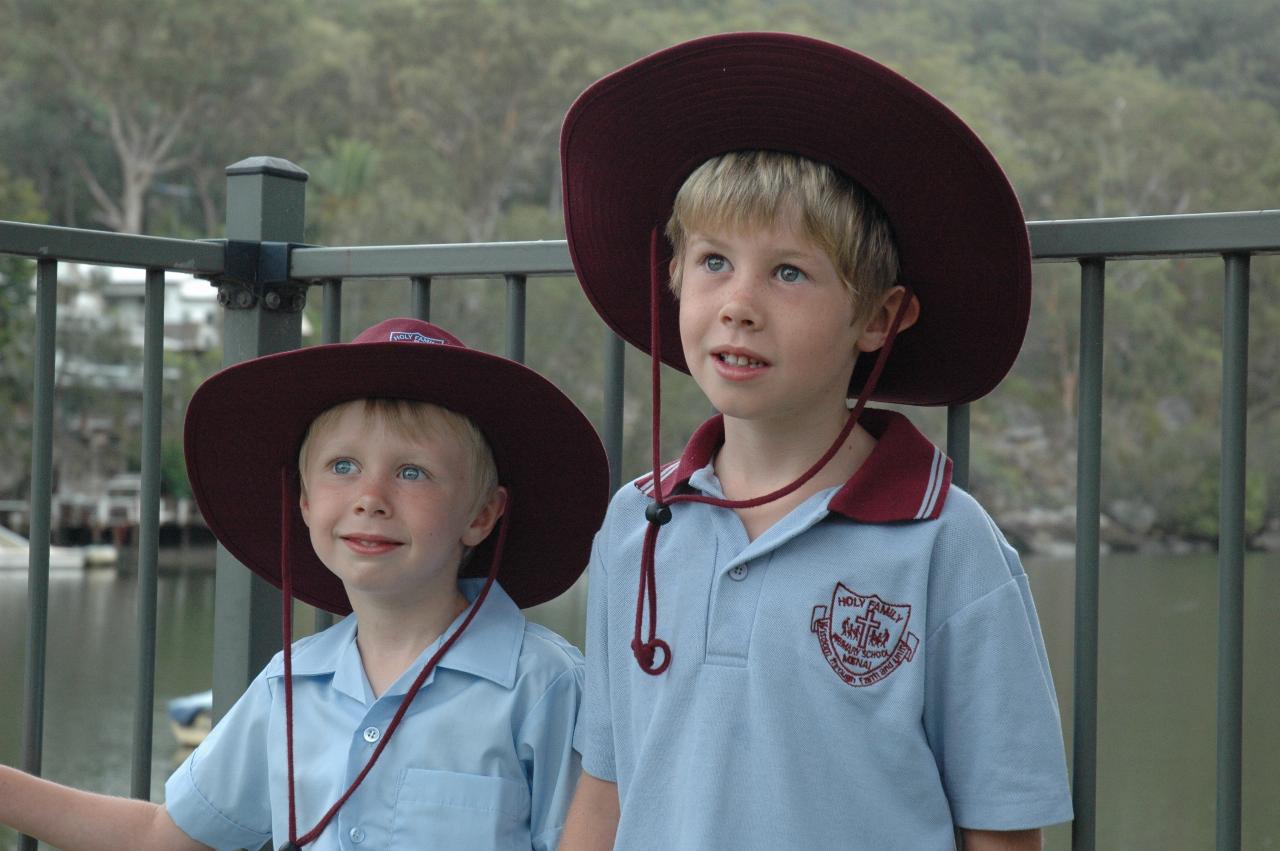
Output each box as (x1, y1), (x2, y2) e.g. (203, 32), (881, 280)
(810, 582), (918, 687)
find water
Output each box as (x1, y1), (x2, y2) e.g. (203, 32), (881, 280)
(1, 551), (1276, 849)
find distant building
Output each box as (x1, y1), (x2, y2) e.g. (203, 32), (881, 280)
(63, 263), (222, 353)
(7, 264), (225, 540)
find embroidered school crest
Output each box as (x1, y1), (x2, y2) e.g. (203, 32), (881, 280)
(810, 583), (919, 687)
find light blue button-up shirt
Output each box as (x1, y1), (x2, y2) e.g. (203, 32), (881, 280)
(166, 580), (583, 851)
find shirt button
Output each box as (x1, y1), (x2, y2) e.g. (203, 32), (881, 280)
(729, 564), (748, 581)
(362, 726), (380, 743)
(349, 826), (366, 844)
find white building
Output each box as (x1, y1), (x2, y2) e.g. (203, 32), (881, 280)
(62, 263), (222, 352)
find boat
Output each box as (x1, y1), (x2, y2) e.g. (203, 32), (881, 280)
(0, 524), (86, 570)
(167, 690), (213, 748)
(82, 542), (120, 567)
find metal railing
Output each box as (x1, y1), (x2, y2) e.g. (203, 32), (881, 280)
(2, 156), (1273, 850)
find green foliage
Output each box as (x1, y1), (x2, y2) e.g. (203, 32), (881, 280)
(0, 163), (46, 495)
(160, 438), (192, 500)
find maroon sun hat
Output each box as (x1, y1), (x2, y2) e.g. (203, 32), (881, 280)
(184, 317), (609, 614)
(560, 32), (1031, 406)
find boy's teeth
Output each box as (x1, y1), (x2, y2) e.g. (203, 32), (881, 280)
(719, 353), (763, 367)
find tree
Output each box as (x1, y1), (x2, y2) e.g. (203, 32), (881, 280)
(3, 0), (302, 234)
(0, 164), (46, 496)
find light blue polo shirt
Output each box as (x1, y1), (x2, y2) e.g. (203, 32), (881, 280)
(578, 410), (1072, 849)
(166, 580), (583, 851)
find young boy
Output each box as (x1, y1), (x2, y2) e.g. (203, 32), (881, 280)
(0, 317), (609, 850)
(558, 34), (1073, 849)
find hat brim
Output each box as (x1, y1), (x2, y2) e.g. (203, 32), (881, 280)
(561, 32), (1030, 406)
(184, 341), (609, 613)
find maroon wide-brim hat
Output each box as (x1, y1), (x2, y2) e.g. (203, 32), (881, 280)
(561, 32), (1031, 406)
(184, 318), (609, 614)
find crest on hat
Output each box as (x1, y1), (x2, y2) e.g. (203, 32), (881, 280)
(388, 331), (447, 344)
(810, 583), (918, 687)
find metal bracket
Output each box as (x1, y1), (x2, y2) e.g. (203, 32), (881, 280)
(203, 240), (311, 313)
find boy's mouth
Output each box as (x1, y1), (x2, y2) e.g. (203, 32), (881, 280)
(713, 349), (768, 369)
(341, 534), (403, 554)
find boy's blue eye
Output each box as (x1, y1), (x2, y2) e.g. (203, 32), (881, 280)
(399, 465), (427, 481)
(777, 264), (806, 283)
(704, 254), (728, 273)
(331, 458), (356, 475)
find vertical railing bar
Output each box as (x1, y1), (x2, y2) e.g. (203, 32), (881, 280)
(1216, 253), (1249, 850)
(313, 280), (342, 634)
(322, 280), (343, 343)
(505, 274), (526, 363)
(946, 404), (971, 491)
(411, 275), (432, 321)
(19, 259), (58, 851)
(603, 332), (626, 495)
(1071, 257), (1105, 851)
(130, 269), (165, 799)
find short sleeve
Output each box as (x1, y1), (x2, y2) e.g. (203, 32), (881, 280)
(164, 670), (275, 850)
(923, 532), (1073, 830)
(576, 529), (617, 782)
(517, 662), (585, 851)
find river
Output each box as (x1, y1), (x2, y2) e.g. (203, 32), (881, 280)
(1, 551), (1276, 849)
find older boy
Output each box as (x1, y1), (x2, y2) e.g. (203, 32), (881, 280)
(0, 317), (608, 850)
(558, 34), (1072, 849)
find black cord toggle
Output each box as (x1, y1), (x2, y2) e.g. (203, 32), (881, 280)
(645, 501), (672, 526)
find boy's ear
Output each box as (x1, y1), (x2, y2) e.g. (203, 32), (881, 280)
(856, 285), (920, 353)
(667, 255), (682, 294)
(461, 485), (509, 547)
(298, 486), (311, 527)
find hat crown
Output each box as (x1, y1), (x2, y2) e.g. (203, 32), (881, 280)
(353, 317), (464, 348)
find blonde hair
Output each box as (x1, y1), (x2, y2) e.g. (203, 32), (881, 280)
(665, 150), (900, 319)
(298, 398), (499, 516)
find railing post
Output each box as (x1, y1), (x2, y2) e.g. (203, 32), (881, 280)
(1072, 257), (1105, 851)
(1216, 253), (1249, 850)
(129, 269), (165, 799)
(946, 404), (971, 490)
(313, 280), (343, 634)
(603, 332), (625, 494)
(411, 275), (431, 320)
(505, 274), (527, 363)
(322, 280), (343, 344)
(211, 156), (309, 722)
(18, 259), (58, 851)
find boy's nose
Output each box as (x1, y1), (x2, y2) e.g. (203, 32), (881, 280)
(719, 277), (763, 328)
(353, 486), (391, 516)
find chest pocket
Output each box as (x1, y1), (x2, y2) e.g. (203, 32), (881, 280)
(390, 768), (530, 850)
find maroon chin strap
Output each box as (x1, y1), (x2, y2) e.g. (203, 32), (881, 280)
(277, 471), (511, 848)
(631, 228), (914, 675)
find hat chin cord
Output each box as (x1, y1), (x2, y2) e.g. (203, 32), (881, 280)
(632, 228), (914, 675)
(275, 471), (511, 849)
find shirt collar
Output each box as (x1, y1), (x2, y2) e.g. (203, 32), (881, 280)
(277, 578), (525, 701)
(635, 408), (951, 522)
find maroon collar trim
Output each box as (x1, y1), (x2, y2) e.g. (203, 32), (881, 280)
(635, 409), (952, 522)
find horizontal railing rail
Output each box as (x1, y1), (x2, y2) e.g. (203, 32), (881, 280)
(1, 154), (1271, 851)
(0, 220), (226, 273)
(290, 240), (575, 279)
(284, 210), (1280, 282)
(1028, 209), (1280, 260)
(6, 207), (1277, 281)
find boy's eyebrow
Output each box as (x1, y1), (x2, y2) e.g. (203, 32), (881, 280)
(685, 232), (728, 248)
(688, 232), (824, 262)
